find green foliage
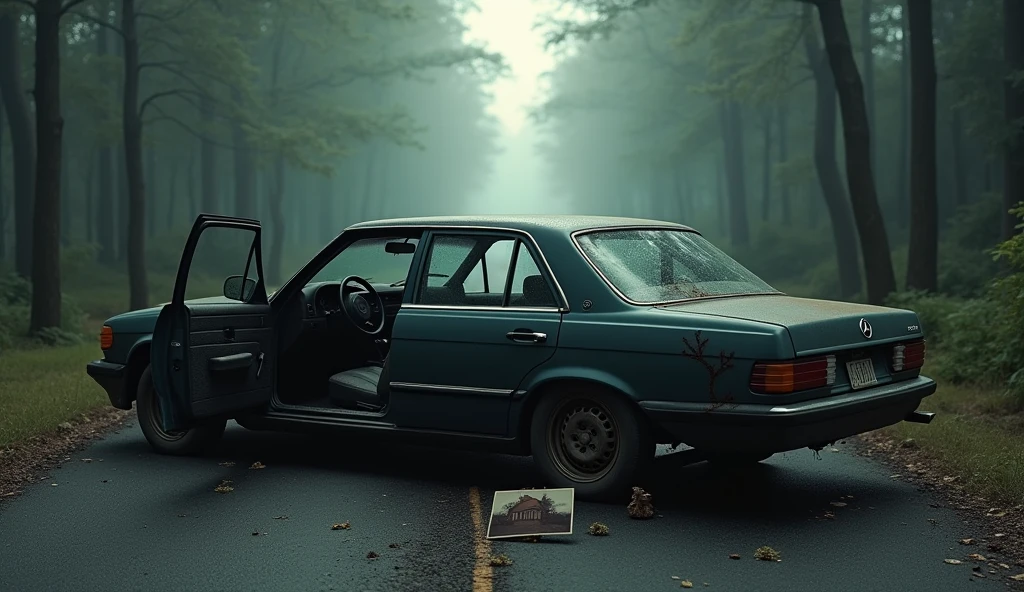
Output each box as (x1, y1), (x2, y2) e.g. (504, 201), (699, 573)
(0, 273), (86, 351)
(937, 195), (1006, 297)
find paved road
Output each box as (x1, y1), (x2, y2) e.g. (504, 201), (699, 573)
(0, 421), (1005, 592)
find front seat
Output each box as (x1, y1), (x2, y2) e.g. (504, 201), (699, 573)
(328, 355), (391, 412)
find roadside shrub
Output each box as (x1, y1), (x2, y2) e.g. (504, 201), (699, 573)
(937, 195), (1005, 297)
(0, 273), (87, 351)
(884, 290), (965, 346)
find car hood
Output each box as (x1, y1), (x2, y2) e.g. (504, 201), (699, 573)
(658, 294), (922, 356)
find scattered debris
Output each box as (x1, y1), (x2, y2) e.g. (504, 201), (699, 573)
(251, 531), (259, 536)
(900, 438), (918, 449)
(821, 512), (835, 520)
(331, 522), (351, 530)
(218, 461), (235, 467)
(80, 458), (92, 463)
(967, 553), (987, 562)
(1009, 574), (1024, 581)
(489, 554), (512, 567)
(680, 580), (693, 588)
(588, 522), (610, 536)
(177, 514), (186, 518)
(214, 480), (233, 494)
(728, 554), (741, 560)
(57, 422), (73, 431)
(273, 516), (288, 520)
(944, 559), (963, 565)
(671, 576), (680, 580)
(50, 483), (57, 487)
(249, 461), (266, 470)
(959, 538), (976, 545)
(388, 543), (401, 549)
(829, 447), (840, 452)
(754, 546), (781, 562)
(830, 501), (847, 508)
(366, 551), (379, 559)
(627, 487), (655, 519)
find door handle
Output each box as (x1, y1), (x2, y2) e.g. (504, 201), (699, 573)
(506, 330), (547, 343)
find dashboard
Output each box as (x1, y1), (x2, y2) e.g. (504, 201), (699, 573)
(301, 281), (406, 320)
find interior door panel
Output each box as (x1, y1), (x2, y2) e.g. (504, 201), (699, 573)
(185, 305), (275, 418)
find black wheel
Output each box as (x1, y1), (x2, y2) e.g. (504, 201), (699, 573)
(136, 365), (226, 456)
(705, 452), (773, 468)
(530, 385), (653, 502)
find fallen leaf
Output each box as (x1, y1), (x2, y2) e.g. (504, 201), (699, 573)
(218, 461), (235, 467)
(822, 512), (835, 520)
(729, 554), (741, 560)
(959, 538), (976, 545)
(80, 458), (92, 463)
(830, 502), (847, 508)
(273, 516), (288, 520)
(829, 447), (839, 452)
(388, 543), (401, 549)
(967, 554), (987, 561)
(1009, 574), (1024, 581)
(588, 522), (610, 536)
(366, 551), (379, 559)
(681, 581), (693, 588)
(251, 531), (259, 536)
(671, 576), (680, 580)
(754, 546), (781, 562)
(944, 559), (963, 565)
(331, 522), (351, 530)
(50, 483), (57, 487)
(489, 554), (512, 567)
(994, 533), (1006, 538)
(998, 563), (1011, 570)
(249, 461), (265, 470)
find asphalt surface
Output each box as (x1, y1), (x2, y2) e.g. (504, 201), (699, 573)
(0, 421), (1006, 592)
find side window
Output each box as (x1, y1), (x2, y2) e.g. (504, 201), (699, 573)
(464, 240), (515, 294)
(508, 242), (557, 308)
(185, 226), (262, 302)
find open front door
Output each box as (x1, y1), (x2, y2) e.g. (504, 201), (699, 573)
(151, 214), (275, 432)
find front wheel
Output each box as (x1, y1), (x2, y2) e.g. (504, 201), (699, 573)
(136, 365), (226, 455)
(530, 386), (654, 502)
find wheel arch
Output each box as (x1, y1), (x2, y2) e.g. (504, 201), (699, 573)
(121, 337), (153, 408)
(513, 368), (655, 455)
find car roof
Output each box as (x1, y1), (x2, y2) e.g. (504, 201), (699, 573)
(347, 214), (698, 236)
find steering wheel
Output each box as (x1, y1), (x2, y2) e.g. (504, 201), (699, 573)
(338, 276), (385, 335)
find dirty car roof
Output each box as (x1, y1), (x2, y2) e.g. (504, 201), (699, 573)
(347, 215), (697, 237)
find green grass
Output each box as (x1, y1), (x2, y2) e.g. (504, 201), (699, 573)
(0, 342), (108, 447)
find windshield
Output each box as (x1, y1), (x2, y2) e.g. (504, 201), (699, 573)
(309, 237), (419, 286)
(575, 229), (780, 304)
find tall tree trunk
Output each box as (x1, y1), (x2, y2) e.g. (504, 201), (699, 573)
(761, 108), (773, 222)
(85, 160), (95, 244)
(122, 0), (148, 310)
(0, 95), (5, 259)
(60, 143), (70, 245)
(199, 96), (218, 214)
(267, 154), (286, 285)
(777, 102), (791, 225)
(0, 15), (35, 278)
(187, 145), (197, 220)
(145, 143), (156, 236)
(905, 0), (938, 292)
(230, 88), (255, 219)
(28, 0), (65, 332)
(95, 23), (115, 264)
(896, 6), (910, 230)
(860, 0), (876, 173)
(950, 108), (968, 206)
(805, 29), (864, 299)
(718, 101), (750, 246)
(811, 0), (896, 304)
(1004, 0), (1024, 238)
(166, 157), (177, 230)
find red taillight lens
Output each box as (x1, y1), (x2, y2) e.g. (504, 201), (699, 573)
(892, 340), (926, 371)
(99, 325), (113, 350)
(751, 355), (836, 394)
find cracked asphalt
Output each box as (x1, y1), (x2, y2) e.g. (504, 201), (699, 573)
(0, 421), (1010, 592)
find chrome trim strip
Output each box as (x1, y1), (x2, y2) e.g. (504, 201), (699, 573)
(389, 382), (514, 396)
(340, 223), (571, 312)
(568, 226), (784, 308)
(401, 304), (563, 314)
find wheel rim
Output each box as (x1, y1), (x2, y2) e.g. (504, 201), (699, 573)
(546, 398), (619, 483)
(148, 394), (186, 442)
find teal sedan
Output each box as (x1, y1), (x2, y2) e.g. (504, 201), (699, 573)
(86, 214), (935, 500)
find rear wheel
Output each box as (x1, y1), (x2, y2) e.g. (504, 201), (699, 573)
(530, 385), (653, 502)
(136, 365), (226, 455)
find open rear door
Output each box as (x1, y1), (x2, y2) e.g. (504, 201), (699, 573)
(151, 214), (275, 432)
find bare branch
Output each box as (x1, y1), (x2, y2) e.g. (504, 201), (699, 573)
(66, 10), (125, 36)
(60, 0), (91, 14)
(145, 107), (238, 151)
(139, 88), (206, 118)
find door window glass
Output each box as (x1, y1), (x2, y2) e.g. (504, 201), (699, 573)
(184, 227), (261, 302)
(508, 243), (557, 308)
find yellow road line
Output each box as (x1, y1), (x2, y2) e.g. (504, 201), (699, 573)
(469, 486), (494, 592)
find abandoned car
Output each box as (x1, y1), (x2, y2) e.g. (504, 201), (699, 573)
(86, 214), (935, 500)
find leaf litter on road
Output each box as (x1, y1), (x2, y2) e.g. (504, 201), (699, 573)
(967, 553), (987, 561)
(214, 480), (233, 494)
(680, 580), (693, 588)
(754, 547), (781, 562)
(588, 522), (609, 536)
(249, 461), (266, 470)
(218, 461), (235, 467)
(489, 554), (512, 567)
(331, 522), (351, 530)
(944, 559), (963, 565)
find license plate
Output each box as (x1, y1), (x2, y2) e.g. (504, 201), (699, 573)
(846, 358), (878, 390)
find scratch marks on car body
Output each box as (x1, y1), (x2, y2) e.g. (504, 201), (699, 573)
(680, 330), (737, 412)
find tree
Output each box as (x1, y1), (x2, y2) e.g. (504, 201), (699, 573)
(0, 12), (34, 279)
(1005, 0), (1024, 239)
(905, 0), (937, 291)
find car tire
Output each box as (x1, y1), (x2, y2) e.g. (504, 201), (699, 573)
(136, 365), (226, 456)
(705, 452), (773, 467)
(530, 385), (654, 502)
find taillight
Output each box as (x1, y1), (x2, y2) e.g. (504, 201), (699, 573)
(893, 339), (925, 371)
(750, 355), (836, 394)
(99, 325), (113, 350)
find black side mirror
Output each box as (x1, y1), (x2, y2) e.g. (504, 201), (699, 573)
(224, 275), (256, 301)
(385, 241), (416, 255)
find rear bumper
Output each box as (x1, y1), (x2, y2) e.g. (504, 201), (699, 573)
(86, 360), (129, 409)
(640, 375), (937, 454)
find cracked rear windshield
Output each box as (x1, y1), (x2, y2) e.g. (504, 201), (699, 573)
(575, 229), (779, 303)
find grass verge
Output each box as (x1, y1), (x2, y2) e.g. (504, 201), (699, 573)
(0, 342), (108, 448)
(876, 372), (1024, 505)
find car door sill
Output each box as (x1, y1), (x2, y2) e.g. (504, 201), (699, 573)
(271, 400), (390, 421)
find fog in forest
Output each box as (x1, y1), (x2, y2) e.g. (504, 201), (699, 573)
(0, 0), (1021, 337)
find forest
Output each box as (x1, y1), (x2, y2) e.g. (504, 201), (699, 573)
(0, 0), (1022, 500)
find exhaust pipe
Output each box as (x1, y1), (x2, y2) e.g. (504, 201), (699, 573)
(904, 411), (935, 424)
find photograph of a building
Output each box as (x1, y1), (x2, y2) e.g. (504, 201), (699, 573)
(486, 488), (574, 539)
